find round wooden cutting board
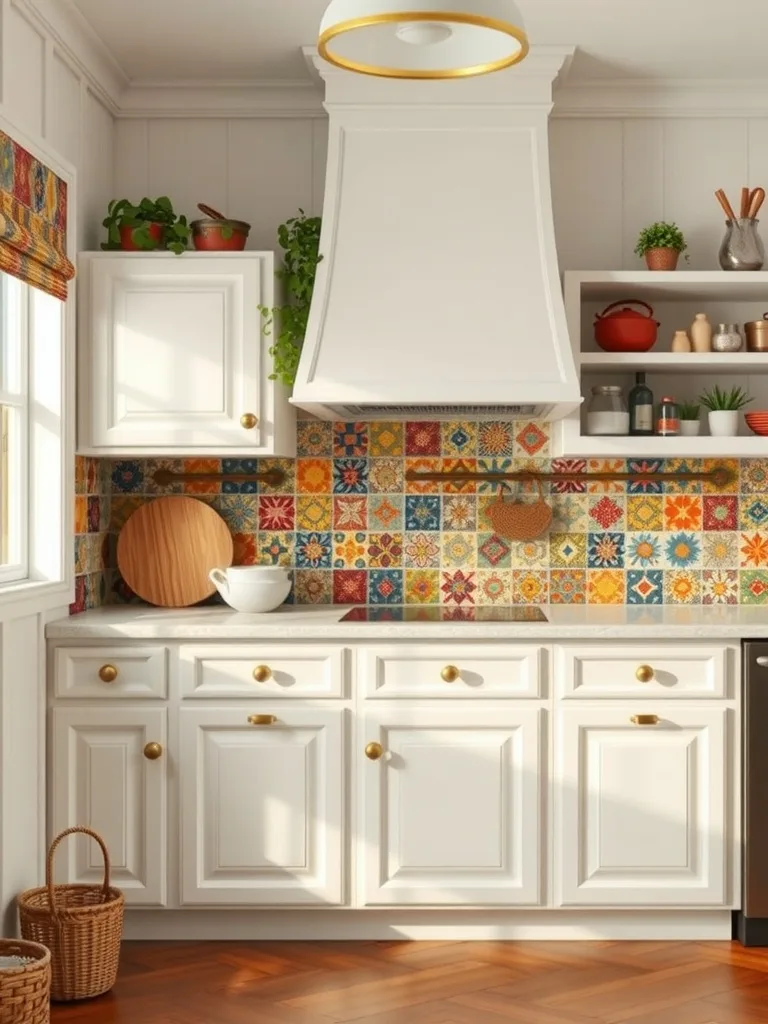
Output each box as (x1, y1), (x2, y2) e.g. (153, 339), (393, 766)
(117, 497), (233, 607)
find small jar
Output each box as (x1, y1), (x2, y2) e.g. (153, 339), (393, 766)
(712, 323), (743, 352)
(586, 385), (629, 436)
(657, 395), (680, 436)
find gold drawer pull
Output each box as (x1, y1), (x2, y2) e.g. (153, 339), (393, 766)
(98, 664), (118, 683)
(365, 742), (384, 760)
(252, 665), (272, 683)
(240, 413), (259, 430)
(635, 664), (654, 683)
(631, 714), (659, 726)
(143, 742), (163, 760)
(248, 714), (277, 726)
(441, 665), (460, 683)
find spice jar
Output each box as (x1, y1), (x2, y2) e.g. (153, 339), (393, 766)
(657, 395), (680, 436)
(586, 385), (629, 436)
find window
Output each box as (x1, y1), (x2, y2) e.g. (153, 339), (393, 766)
(0, 273), (28, 582)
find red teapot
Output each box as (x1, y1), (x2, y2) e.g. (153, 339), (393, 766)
(594, 299), (659, 352)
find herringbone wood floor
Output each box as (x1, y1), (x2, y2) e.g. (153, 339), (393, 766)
(48, 940), (768, 1023)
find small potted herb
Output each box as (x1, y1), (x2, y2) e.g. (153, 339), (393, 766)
(634, 221), (688, 271)
(259, 210), (322, 388)
(102, 197), (190, 255)
(699, 385), (752, 437)
(678, 401), (701, 437)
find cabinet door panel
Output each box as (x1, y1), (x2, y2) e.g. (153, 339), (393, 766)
(51, 708), (167, 906)
(360, 708), (542, 906)
(555, 705), (729, 907)
(180, 707), (344, 905)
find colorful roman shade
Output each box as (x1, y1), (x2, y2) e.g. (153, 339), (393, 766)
(0, 130), (75, 300)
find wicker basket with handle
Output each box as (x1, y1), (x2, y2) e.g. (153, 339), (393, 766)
(17, 827), (124, 1002)
(486, 478), (552, 541)
(0, 939), (51, 1024)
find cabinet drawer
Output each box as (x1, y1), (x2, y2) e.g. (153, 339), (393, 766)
(361, 645), (542, 698)
(179, 645), (346, 698)
(556, 644), (729, 699)
(53, 647), (168, 699)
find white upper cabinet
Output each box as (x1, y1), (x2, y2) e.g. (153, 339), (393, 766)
(77, 252), (295, 456)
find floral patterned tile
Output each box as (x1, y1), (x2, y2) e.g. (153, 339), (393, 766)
(403, 531), (441, 568)
(404, 457), (440, 493)
(703, 459), (738, 494)
(259, 494), (295, 531)
(368, 458), (404, 494)
(334, 495), (368, 530)
(334, 532), (368, 569)
(295, 569), (332, 604)
(661, 531), (702, 569)
(475, 569), (512, 605)
(550, 569), (586, 604)
(586, 459), (626, 494)
(442, 531), (477, 569)
(442, 421), (478, 457)
(626, 495), (663, 532)
(740, 460), (768, 494)
(511, 539), (549, 570)
(703, 532), (739, 569)
(588, 532), (625, 569)
(257, 531), (294, 566)
(441, 458), (477, 494)
(740, 531), (768, 568)
(297, 418), (333, 457)
(406, 421), (441, 456)
(478, 421), (515, 457)
(665, 569), (701, 605)
(513, 421), (550, 457)
(513, 569), (549, 604)
(112, 459), (145, 494)
(333, 569), (367, 604)
(664, 494), (702, 531)
(215, 495), (259, 533)
(369, 421), (404, 457)
(296, 495), (332, 532)
(369, 569), (404, 604)
(441, 569), (476, 605)
(703, 569), (738, 605)
(741, 497), (768, 530)
(589, 495), (626, 532)
(703, 495), (737, 531)
(442, 494), (477, 531)
(405, 568), (440, 604)
(551, 458), (587, 494)
(368, 532), (403, 569)
(626, 532), (662, 569)
(296, 458), (332, 494)
(551, 494), (589, 533)
(405, 495), (440, 532)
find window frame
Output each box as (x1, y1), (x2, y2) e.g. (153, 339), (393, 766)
(0, 273), (29, 583)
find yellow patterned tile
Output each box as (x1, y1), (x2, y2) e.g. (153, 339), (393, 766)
(441, 420), (478, 457)
(587, 569), (626, 604)
(512, 570), (548, 604)
(370, 421), (404, 456)
(703, 458), (739, 493)
(74, 495), (87, 534)
(296, 495), (332, 531)
(405, 568), (440, 604)
(627, 495), (663, 532)
(475, 569), (512, 605)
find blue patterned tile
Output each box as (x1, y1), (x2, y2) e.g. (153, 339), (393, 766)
(628, 459), (665, 494)
(222, 458), (259, 494)
(369, 569), (404, 604)
(587, 532), (625, 569)
(664, 531), (701, 568)
(111, 460), (143, 493)
(405, 495), (440, 531)
(627, 569), (664, 604)
(333, 458), (369, 494)
(295, 531), (333, 569)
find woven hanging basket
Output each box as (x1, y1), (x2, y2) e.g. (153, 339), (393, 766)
(486, 478), (552, 541)
(17, 827), (124, 1002)
(0, 939), (51, 1024)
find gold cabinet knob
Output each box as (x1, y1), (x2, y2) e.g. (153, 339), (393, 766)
(630, 714), (660, 726)
(240, 413), (259, 430)
(143, 742), (163, 760)
(252, 665), (272, 683)
(441, 665), (460, 683)
(635, 664), (654, 683)
(365, 742), (384, 760)
(248, 714), (277, 726)
(98, 664), (118, 683)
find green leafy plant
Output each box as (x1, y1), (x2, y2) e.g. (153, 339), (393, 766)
(678, 401), (701, 421)
(634, 221), (689, 260)
(101, 196), (190, 255)
(698, 385), (753, 411)
(259, 210), (322, 388)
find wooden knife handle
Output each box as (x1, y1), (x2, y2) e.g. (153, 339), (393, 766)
(715, 189), (738, 222)
(741, 187), (751, 219)
(748, 188), (766, 220)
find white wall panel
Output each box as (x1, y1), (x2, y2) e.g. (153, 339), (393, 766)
(4, 2), (45, 138)
(621, 120), (664, 270)
(47, 52), (81, 168)
(148, 118), (228, 223)
(80, 88), (115, 249)
(114, 118), (149, 198)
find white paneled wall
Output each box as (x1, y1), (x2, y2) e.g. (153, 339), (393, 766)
(114, 113), (768, 271)
(0, 0), (115, 929)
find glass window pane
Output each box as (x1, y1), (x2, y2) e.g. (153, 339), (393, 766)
(0, 404), (25, 572)
(0, 274), (24, 395)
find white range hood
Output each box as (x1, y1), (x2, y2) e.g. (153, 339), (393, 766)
(292, 46), (580, 421)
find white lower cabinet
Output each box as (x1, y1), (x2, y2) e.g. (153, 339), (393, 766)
(555, 704), (730, 907)
(359, 707), (542, 906)
(179, 706), (344, 906)
(51, 707), (167, 907)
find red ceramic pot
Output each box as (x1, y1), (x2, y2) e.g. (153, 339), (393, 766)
(119, 222), (164, 250)
(191, 219), (250, 251)
(594, 299), (659, 352)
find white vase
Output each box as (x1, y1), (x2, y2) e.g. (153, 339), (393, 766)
(680, 419), (701, 436)
(708, 410), (739, 437)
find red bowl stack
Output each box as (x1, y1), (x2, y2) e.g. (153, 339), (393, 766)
(745, 412), (768, 436)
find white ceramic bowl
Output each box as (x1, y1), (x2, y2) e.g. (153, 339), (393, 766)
(209, 569), (292, 613)
(216, 565), (289, 581)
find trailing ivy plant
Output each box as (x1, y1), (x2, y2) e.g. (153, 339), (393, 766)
(101, 196), (190, 255)
(634, 221), (689, 260)
(259, 210), (322, 388)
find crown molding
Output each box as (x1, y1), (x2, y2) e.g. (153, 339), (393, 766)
(118, 78), (325, 119)
(552, 77), (768, 118)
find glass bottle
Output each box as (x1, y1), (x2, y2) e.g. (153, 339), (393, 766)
(586, 385), (629, 436)
(628, 372), (654, 436)
(657, 395), (680, 436)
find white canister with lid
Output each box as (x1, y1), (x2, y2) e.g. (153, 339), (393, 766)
(586, 385), (630, 436)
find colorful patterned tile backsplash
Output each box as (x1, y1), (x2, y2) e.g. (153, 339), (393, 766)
(74, 419), (768, 611)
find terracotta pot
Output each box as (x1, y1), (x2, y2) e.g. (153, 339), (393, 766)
(191, 218), (250, 251)
(594, 299), (659, 353)
(644, 247), (680, 271)
(119, 222), (164, 250)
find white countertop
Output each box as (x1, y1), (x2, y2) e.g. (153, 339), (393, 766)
(46, 605), (768, 640)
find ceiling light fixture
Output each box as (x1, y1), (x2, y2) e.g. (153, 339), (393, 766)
(318, 0), (529, 80)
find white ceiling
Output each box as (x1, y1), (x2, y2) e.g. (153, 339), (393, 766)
(69, 0), (764, 83)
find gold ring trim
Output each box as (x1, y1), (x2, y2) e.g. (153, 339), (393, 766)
(318, 11), (529, 80)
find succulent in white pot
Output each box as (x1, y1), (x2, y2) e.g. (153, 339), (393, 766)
(678, 401), (701, 437)
(699, 385), (752, 437)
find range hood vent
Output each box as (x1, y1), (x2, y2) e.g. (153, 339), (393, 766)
(292, 46), (580, 422)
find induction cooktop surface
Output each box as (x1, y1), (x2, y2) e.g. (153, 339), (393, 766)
(338, 606), (548, 623)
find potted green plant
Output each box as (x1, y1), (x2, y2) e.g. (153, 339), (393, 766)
(699, 384), (752, 437)
(101, 197), (190, 255)
(678, 400), (701, 437)
(259, 210), (322, 388)
(634, 221), (688, 271)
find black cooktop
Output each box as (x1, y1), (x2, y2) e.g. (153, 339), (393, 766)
(338, 606), (548, 623)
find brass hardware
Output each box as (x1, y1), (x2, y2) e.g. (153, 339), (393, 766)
(441, 665), (460, 683)
(252, 665), (272, 683)
(248, 714), (277, 726)
(404, 466), (733, 488)
(153, 467), (285, 488)
(630, 715), (660, 726)
(240, 413), (259, 430)
(98, 664), (118, 683)
(635, 664), (654, 683)
(143, 742), (163, 760)
(365, 741), (384, 761)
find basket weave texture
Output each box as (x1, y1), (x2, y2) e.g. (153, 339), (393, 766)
(487, 479), (553, 541)
(0, 939), (51, 1024)
(17, 827), (124, 1002)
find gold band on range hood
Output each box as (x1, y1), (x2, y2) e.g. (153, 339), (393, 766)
(318, 9), (529, 80)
